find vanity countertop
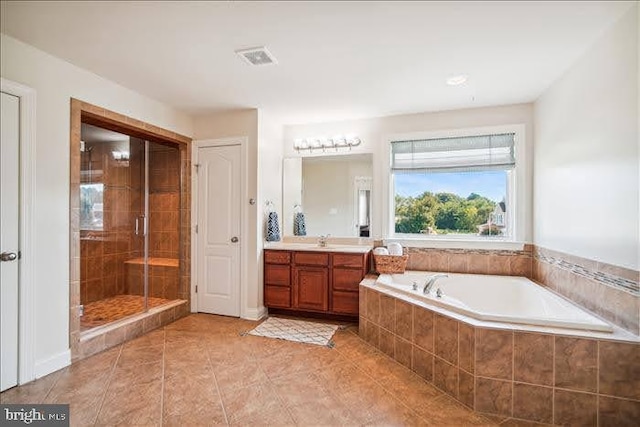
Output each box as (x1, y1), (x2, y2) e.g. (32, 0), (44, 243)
(264, 242), (373, 254)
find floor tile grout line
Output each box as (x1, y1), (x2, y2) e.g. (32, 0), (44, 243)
(158, 328), (166, 425)
(39, 366), (66, 404)
(264, 373), (301, 425)
(338, 348), (439, 424)
(91, 343), (124, 426)
(204, 341), (230, 426)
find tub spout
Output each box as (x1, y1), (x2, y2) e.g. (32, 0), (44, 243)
(423, 274), (448, 294)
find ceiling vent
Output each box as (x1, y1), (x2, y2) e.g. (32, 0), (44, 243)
(235, 46), (277, 66)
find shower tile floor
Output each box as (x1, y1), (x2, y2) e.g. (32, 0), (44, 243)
(1, 314), (548, 426)
(80, 294), (174, 331)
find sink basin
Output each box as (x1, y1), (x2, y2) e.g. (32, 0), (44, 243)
(264, 242), (372, 253)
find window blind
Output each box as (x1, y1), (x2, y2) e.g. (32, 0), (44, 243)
(391, 133), (515, 173)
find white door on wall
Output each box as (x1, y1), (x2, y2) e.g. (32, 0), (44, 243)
(195, 144), (241, 317)
(0, 91), (20, 392)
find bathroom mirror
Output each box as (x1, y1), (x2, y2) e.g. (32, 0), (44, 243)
(282, 154), (373, 237)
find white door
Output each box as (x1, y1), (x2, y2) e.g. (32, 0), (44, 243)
(0, 92), (20, 392)
(196, 144), (241, 316)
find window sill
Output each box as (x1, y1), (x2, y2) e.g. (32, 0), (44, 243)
(383, 237), (525, 251)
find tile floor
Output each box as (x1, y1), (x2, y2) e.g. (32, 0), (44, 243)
(1, 314), (550, 426)
(80, 295), (175, 331)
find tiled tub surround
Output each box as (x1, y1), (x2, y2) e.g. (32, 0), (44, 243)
(403, 245), (534, 277)
(533, 246), (640, 336)
(360, 277), (640, 426)
(402, 245), (639, 336)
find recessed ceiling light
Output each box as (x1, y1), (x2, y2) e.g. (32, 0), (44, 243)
(235, 46), (278, 66)
(446, 75), (468, 86)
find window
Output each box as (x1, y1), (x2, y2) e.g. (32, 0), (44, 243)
(390, 132), (516, 239)
(80, 183), (104, 230)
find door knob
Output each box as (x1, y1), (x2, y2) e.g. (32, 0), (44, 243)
(230, 236), (239, 243)
(0, 252), (18, 262)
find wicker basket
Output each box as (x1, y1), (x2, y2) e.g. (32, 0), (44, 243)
(373, 254), (409, 274)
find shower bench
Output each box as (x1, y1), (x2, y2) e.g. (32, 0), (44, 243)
(124, 257), (180, 300)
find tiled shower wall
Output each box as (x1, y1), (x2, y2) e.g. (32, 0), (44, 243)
(402, 244), (639, 335)
(148, 143), (181, 259)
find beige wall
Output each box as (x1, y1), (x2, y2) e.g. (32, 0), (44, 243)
(284, 103), (534, 242)
(192, 109), (265, 318)
(0, 34), (193, 375)
(533, 5), (639, 270)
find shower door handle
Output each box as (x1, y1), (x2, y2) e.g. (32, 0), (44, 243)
(134, 216), (148, 236)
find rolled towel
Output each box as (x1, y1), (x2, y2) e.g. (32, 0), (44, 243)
(293, 212), (307, 236)
(373, 247), (390, 256)
(387, 242), (403, 256)
(266, 211), (281, 242)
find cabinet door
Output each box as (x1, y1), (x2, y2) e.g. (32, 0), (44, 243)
(293, 267), (328, 311)
(332, 291), (359, 315)
(332, 268), (364, 292)
(265, 285), (291, 308)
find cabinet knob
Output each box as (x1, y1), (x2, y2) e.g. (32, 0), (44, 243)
(231, 236), (239, 243)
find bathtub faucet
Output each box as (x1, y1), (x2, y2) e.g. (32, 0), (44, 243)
(423, 274), (448, 294)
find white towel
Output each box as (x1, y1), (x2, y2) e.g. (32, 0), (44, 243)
(387, 242), (403, 256)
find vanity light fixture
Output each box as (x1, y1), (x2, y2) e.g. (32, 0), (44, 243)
(294, 135), (362, 152)
(112, 150), (130, 161)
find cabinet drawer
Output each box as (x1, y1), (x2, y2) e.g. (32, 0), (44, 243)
(332, 291), (359, 315)
(264, 264), (290, 286)
(332, 268), (365, 292)
(265, 285), (291, 308)
(264, 250), (291, 264)
(294, 252), (329, 267)
(332, 253), (365, 269)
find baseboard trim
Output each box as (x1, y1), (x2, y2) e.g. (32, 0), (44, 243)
(34, 350), (71, 379)
(243, 306), (268, 321)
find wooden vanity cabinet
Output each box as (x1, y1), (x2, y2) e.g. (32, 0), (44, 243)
(264, 251), (292, 308)
(264, 249), (370, 318)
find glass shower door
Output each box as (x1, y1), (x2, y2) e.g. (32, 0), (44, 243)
(128, 137), (149, 312)
(79, 126), (148, 330)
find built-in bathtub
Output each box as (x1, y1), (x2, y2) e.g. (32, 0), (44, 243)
(359, 272), (640, 425)
(376, 271), (612, 333)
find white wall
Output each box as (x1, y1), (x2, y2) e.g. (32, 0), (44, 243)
(192, 110), (265, 319)
(284, 103), (534, 242)
(0, 34), (193, 374)
(257, 110), (283, 313)
(533, 6), (639, 270)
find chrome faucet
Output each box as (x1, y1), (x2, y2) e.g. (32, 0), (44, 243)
(318, 234), (330, 247)
(423, 274), (448, 294)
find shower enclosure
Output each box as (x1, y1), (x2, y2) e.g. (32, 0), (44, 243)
(79, 123), (184, 331)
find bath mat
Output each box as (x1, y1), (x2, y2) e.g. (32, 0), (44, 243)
(245, 317), (340, 347)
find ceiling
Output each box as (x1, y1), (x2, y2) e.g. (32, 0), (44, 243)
(1, 1), (633, 125)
